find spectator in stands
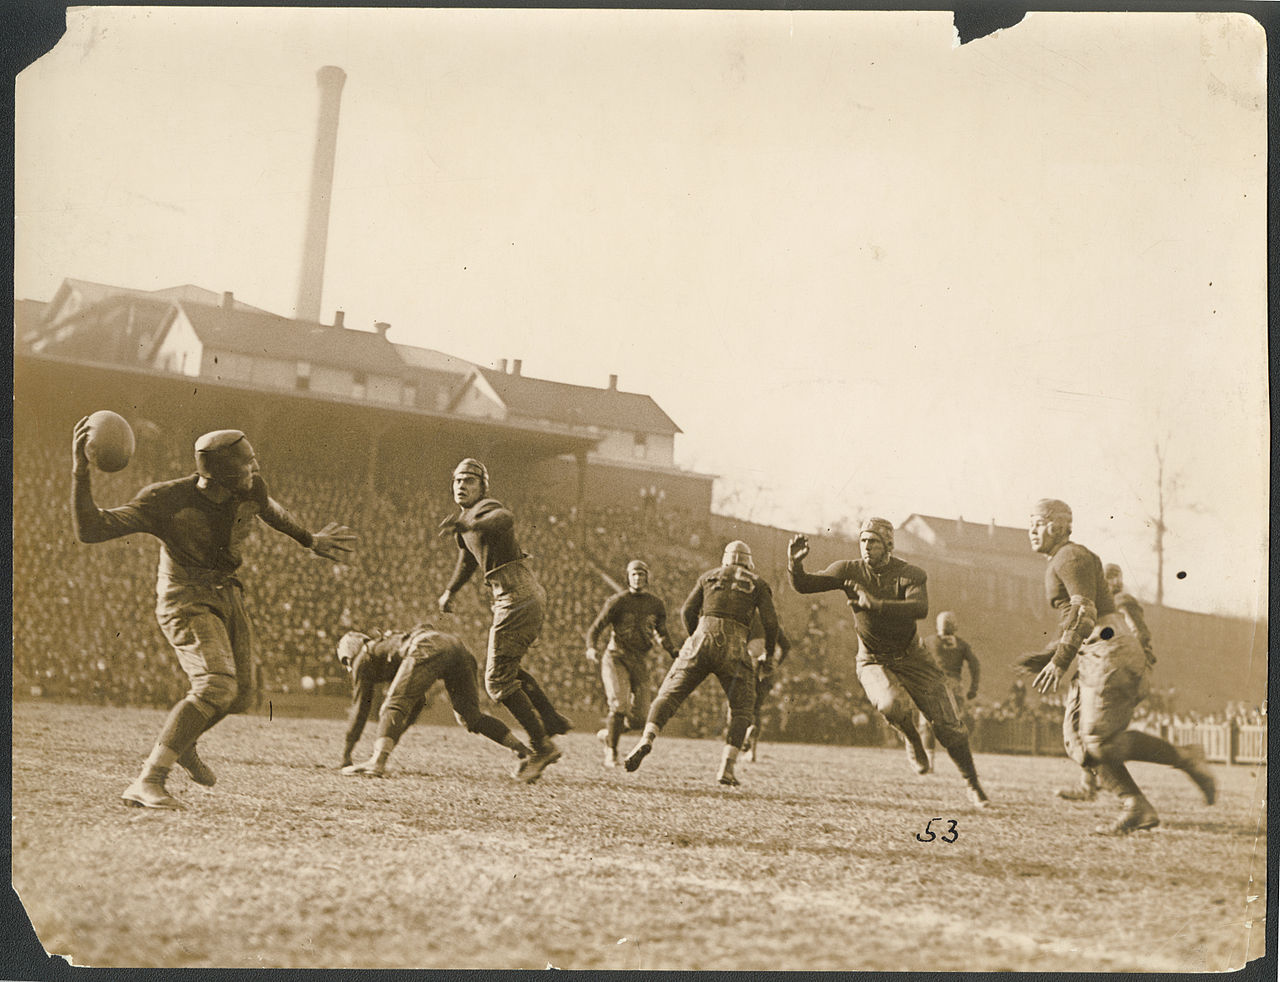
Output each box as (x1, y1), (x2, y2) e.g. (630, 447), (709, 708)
(70, 421), (355, 810)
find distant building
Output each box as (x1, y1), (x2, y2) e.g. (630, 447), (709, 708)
(448, 361), (712, 511)
(150, 298), (410, 407)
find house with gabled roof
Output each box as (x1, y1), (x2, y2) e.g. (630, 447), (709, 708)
(149, 296), (411, 407)
(393, 341), (476, 412)
(447, 359), (711, 510)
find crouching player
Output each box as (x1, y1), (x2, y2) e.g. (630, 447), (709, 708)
(339, 624), (532, 777)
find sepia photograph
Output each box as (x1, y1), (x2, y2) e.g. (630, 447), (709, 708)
(9, 3), (1271, 973)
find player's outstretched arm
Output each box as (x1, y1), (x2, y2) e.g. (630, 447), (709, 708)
(311, 522), (357, 563)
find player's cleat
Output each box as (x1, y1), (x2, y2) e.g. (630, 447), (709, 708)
(907, 740), (931, 775)
(623, 741), (652, 773)
(1094, 795), (1159, 836)
(544, 713), (574, 737)
(603, 747), (620, 768)
(717, 763), (740, 787)
(177, 746), (217, 787)
(1178, 745), (1216, 805)
(1055, 783), (1097, 802)
(516, 743), (562, 784)
(966, 784), (990, 808)
(341, 759), (386, 778)
(121, 778), (185, 810)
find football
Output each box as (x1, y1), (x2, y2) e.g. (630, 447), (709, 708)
(85, 410), (135, 473)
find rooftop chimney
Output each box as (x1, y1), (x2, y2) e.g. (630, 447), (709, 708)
(497, 358), (508, 373)
(333, 310), (345, 329)
(608, 373), (618, 390)
(295, 65), (347, 324)
(989, 517), (997, 537)
(512, 359), (522, 376)
(374, 321), (390, 338)
(222, 291), (235, 309)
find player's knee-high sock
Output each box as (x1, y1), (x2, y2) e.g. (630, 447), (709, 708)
(1093, 758), (1143, 799)
(606, 711), (626, 751)
(1109, 730), (1183, 767)
(379, 707), (411, 744)
(517, 670), (560, 722)
(890, 713), (928, 758)
(726, 712), (752, 750)
(145, 699), (210, 781)
(472, 714), (529, 754)
(646, 691), (684, 733)
(502, 688), (548, 747)
(938, 735), (981, 785)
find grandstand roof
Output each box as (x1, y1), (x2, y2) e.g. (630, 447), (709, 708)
(465, 367), (682, 434)
(899, 514), (1031, 557)
(169, 301), (407, 373)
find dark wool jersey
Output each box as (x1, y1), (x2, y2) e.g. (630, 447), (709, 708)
(681, 565), (779, 652)
(924, 634), (979, 686)
(1044, 542), (1116, 626)
(789, 556), (928, 655)
(445, 497), (526, 592)
(72, 471), (312, 575)
(343, 626), (458, 753)
(588, 590), (677, 655)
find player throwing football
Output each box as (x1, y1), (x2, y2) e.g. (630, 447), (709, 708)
(71, 422), (355, 809)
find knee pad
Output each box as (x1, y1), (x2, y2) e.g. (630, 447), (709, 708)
(191, 673), (238, 715)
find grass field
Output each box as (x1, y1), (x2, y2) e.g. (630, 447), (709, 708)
(9, 701), (1268, 972)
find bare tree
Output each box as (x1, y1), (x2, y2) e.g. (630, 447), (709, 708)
(1147, 436), (1203, 606)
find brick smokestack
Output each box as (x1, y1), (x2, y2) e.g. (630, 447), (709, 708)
(295, 65), (347, 324)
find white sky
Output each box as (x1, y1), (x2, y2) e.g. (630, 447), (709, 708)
(14, 7), (1269, 618)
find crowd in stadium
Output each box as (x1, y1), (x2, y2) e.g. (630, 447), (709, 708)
(14, 420), (888, 742)
(15, 418), (1263, 746)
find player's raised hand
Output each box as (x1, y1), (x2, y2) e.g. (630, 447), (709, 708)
(787, 534), (810, 565)
(585, 647), (599, 665)
(72, 416), (91, 475)
(312, 522), (357, 563)
(438, 511), (466, 538)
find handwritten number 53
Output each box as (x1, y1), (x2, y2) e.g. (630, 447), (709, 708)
(916, 818), (958, 843)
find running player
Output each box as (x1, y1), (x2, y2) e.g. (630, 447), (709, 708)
(71, 422), (356, 809)
(920, 611), (980, 756)
(437, 458), (571, 784)
(586, 559), (679, 767)
(740, 618), (791, 762)
(1024, 499), (1214, 834)
(623, 541), (778, 787)
(337, 624), (531, 777)
(1056, 561), (1156, 802)
(788, 519), (989, 808)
